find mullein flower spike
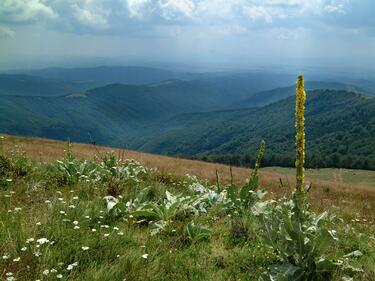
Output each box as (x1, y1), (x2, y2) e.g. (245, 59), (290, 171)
(295, 75), (307, 206)
(252, 139), (266, 179)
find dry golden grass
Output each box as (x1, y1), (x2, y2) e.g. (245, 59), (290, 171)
(2, 134), (375, 221)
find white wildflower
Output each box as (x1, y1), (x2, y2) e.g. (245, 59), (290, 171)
(37, 238), (49, 245)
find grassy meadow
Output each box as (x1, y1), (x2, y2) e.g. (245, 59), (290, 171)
(263, 167), (375, 189)
(0, 133), (374, 281)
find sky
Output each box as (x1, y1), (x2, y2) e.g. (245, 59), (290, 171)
(0, 0), (374, 71)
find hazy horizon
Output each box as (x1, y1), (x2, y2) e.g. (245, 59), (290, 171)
(1, 0), (375, 73)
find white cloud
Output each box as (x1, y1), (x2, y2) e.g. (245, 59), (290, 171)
(194, 0), (243, 22)
(242, 5), (272, 23)
(71, 1), (111, 29)
(126, 0), (151, 18)
(0, 26), (15, 38)
(324, 3), (347, 14)
(0, 0), (57, 23)
(158, 0), (196, 20)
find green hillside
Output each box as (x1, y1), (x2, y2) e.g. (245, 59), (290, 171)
(139, 90), (375, 170)
(0, 73), (299, 142)
(0, 78), (279, 145)
(2, 76), (375, 170)
(232, 81), (371, 108)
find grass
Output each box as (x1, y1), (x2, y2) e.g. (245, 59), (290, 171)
(263, 166), (375, 188)
(1, 134), (375, 280)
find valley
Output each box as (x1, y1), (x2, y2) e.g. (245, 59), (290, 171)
(1, 66), (375, 170)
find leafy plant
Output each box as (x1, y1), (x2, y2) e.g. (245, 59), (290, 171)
(56, 141), (96, 185)
(257, 76), (341, 280)
(9, 150), (30, 177)
(226, 140), (267, 214)
(257, 199), (338, 281)
(0, 146), (31, 186)
(0, 155), (12, 187)
(185, 221), (210, 243)
(130, 191), (201, 221)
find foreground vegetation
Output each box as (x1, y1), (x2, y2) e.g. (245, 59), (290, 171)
(0, 139), (374, 280)
(1, 77), (375, 280)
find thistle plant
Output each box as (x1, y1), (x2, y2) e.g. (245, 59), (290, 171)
(294, 75), (307, 210)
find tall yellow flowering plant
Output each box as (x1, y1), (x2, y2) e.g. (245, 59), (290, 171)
(251, 139), (266, 179)
(295, 75), (307, 210)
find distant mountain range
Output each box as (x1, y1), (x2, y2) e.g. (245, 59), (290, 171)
(1, 66), (375, 169)
(0, 74), (103, 96)
(231, 81), (370, 108)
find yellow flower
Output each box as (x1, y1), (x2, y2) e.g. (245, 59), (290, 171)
(252, 139), (266, 179)
(295, 75), (307, 206)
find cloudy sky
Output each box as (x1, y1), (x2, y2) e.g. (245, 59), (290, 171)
(0, 0), (374, 70)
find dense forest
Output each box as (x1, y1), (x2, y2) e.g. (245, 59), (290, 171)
(147, 90), (375, 170)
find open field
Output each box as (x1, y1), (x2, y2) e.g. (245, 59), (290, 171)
(263, 167), (375, 189)
(1, 134), (375, 280)
(2, 134), (375, 220)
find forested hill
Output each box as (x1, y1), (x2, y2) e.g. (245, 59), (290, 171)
(139, 90), (375, 170)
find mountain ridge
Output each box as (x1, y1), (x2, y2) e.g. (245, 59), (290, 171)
(137, 90), (375, 170)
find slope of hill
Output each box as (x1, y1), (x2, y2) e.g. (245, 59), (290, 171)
(2, 72), (375, 171)
(1, 134), (374, 280)
(0, 74), (103, 96)
(139, 90), (375, 169)
(0, 74), (296, 145)
(3, 134), (375, 190)
(0, 78), (270, 145)
(232, 81), (371, 108)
